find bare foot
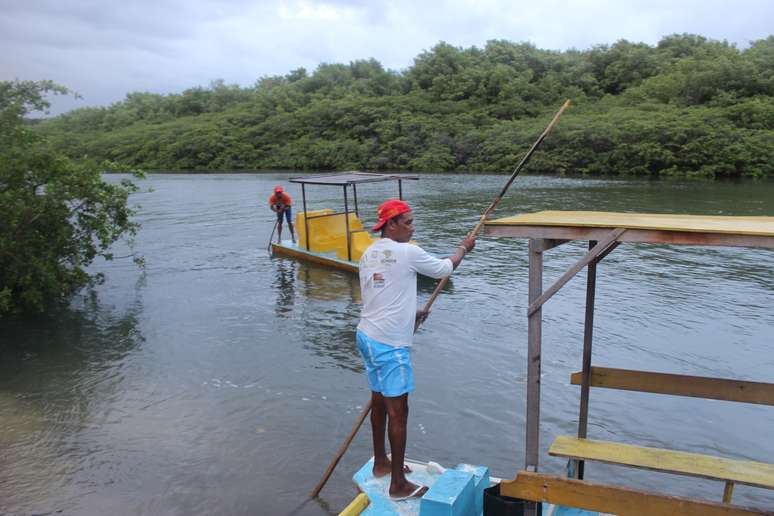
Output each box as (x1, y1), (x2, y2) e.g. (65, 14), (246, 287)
(389, 480), (428, 500)
(373, 460), (412, 478)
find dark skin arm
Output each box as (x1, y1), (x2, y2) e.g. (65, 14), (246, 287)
(449, 235), (476, 270)
(415, 235), (476, 323)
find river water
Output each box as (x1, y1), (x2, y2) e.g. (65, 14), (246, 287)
(1, 173), (773, 515)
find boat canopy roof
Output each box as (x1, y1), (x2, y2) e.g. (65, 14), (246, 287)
(485, 210), (774, 248)
(288, 172), (418, 186)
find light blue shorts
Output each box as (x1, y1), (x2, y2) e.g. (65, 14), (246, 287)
(356, 330), (415, 397)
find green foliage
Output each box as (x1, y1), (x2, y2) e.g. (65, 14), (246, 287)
(1, 80), (142, 314)
(37, 34), (774, 178)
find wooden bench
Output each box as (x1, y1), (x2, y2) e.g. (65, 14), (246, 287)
(563, 366), (774, 503)
(501, 471), (774, 516)
(550, 435), (774, 504)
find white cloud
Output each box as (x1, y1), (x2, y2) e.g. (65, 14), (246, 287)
(1, 0), (772, 114)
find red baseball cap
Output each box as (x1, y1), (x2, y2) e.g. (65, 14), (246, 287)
(274, 185), (283, 194)
(372, 199), (411, 231)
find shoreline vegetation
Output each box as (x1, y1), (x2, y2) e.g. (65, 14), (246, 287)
(39, 34), (774, 178)
(1, 81), (142, 315)
(100, 170), (774, 182)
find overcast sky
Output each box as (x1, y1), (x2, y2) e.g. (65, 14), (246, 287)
(2, 0), (773, 115)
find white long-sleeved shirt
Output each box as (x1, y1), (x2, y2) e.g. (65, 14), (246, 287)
(357, 238), (453, 347)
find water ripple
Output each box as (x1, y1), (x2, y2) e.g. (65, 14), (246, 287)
(1, 173), (773, 514)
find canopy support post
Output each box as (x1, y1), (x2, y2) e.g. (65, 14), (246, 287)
(525, 238), (544, 516)
(343, 185), (352, 261)
(302, 183), (310, 250)
(575, 240), (597, 480)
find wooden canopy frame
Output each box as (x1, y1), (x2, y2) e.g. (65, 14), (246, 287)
(484, 211), (774, 515)
(288, 172), (418, 261)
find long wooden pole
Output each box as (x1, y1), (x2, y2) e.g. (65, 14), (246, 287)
(267, 221), (278, 254)
(309, 99), (571, 499)
(415, 99), (571, 329)
(310, 402), (372, 498)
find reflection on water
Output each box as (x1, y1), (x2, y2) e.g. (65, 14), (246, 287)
(0, 286), (145, 514)
(1, 173), (773, 515)
(274, 259), (298, 317)
(290, 260), (364, 373)
(295, 261), (361, 304)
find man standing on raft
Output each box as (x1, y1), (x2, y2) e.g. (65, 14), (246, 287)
(268, 185), (295, 244)
(356, 199), (475, 500)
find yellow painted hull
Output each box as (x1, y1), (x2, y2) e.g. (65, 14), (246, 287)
(271, 241), (359, 273)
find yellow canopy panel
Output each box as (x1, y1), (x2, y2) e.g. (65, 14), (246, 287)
(486, 211), (774, 237)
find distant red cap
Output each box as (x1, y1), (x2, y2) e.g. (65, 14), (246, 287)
(274, 185), (283, 194)
(372, 199), (411, 231)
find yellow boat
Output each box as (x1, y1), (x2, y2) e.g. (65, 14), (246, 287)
(271, 172), (418, 272)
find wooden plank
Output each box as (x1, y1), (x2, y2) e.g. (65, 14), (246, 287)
(569, 367), (774, 406)
(500, 471), (774, 516)
(484, 225), (774, 248)
(338, 493), (369, 516)
(549, 436), (774, 489)
(527, 228), (625, 316)
(486, 211), (774, 237)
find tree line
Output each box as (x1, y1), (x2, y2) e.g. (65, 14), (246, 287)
(38, 34), (774, 177)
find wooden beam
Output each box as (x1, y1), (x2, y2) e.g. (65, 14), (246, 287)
(527, 228), (625, 316)
(343, 185), (352, 262)
(724, 482), (735, 504)
(525, 239), (543, 472)
(576, 240), (597, 480)
(484, 225), (774, 249)
(592, 240), (619, 264)
(302, 183), (310, 250)
(500, 472), (774, 516)
(534, 239), (569, 252)
(569, 367), (774, 406)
